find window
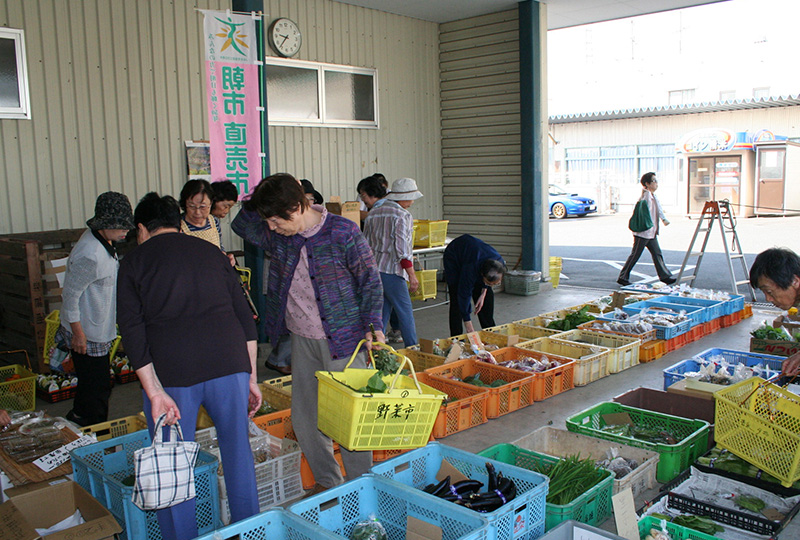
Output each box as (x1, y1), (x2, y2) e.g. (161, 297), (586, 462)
(0, 28), (31, 119)
(668, 89), (695, 106)
(265, 58), (377, 128)
(753, 87), (770, 100)
(719, 90), (736, 102)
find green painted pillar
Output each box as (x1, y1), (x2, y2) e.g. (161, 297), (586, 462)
(519, 1), (550, 276)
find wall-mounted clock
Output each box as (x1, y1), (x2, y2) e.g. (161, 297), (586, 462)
(268, 18), (302, 57)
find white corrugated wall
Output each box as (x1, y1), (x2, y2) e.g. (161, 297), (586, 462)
(0, 0), (442, 248)
(439, 9), (522, 263)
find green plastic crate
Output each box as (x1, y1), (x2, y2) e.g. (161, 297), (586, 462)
(478, 443), (613, 532)
(565, 402), (709, 483)
(638, 516), (720, 540)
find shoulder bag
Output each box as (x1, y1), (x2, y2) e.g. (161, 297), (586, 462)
(628, 198), (654, 233)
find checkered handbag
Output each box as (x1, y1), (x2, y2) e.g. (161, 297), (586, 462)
(132, 414), (200, 510)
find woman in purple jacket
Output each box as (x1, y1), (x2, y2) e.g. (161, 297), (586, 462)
(232, 173), (384, 495)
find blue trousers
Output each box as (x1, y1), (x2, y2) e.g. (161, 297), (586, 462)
(143, 372), (258, 540)
(380, 272), (418, 347)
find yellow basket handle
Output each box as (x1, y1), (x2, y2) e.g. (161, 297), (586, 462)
(345, 340), (423, 394)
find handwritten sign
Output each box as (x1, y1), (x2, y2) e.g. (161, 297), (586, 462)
(34, 436), (96, 473)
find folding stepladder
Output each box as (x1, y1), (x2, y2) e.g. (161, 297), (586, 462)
(676, 200), (756, 300)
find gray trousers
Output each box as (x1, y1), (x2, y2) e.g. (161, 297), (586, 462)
(290, 333), (373, 488)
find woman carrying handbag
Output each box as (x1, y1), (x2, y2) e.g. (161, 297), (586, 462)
(617, 172), (676, 287)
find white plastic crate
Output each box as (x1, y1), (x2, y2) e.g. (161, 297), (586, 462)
(220, 473), (304, 525)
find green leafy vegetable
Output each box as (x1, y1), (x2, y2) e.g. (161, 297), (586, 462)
(651, 513), (724, 535)
(751, 324), (795, 341)
(530, 454), (606, 505)
(546, 306), (596, 331)
(372, 348), (401, 375)
(735, 495), (766, 513)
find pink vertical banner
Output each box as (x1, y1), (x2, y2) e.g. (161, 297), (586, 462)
(203, 11), (262, 198)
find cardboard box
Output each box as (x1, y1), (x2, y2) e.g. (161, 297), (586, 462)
(750, 337), (800, 357)
(325, 196), (361, 225)
(0, 478), (122, 540)
(665, 378), (715, 401)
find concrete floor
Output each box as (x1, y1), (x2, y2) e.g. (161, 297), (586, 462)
(35, 283), (795, 537)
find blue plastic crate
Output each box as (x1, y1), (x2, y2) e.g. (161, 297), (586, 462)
(606, 308), (691, 340)
(664, 294), (725, 321)
(370, 442), (549, 540)
(722, 294), (745, 315)
(195, 508), (342, 540)
(289, 474), (489, 540)
(623, 300), (705, 328)
(70, 429), (220, 540)
(663, 348), (784, 390)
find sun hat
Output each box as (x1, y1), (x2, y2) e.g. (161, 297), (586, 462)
(86, 192), (135, 230)
(386, 178), (423, 201)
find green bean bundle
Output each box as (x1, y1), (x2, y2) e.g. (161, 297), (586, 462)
(531, 454), (606, 505)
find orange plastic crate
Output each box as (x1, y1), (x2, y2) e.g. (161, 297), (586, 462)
(721, 310), (743, 327)
(399, 349), (447, 372)
(664, 332), (688, 353)
(703, 318), (722, 335)
(424, 359), (534, 418)
(415, 373), (489, 438)
(490, 347), (574, 401)
(639, 340), (666, 362)
(299, 446), (346, 490)
(741, 304), (753, 319)
(686, 325), (705, 344)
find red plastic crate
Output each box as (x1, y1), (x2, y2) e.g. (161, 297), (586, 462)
(489, 347), (574, 401)
(114, 371), (138, 384)
(640, 340), (666, 362)
(424, 358), (534, 418)
(36, 386), (76, 403)
(721, 310), (743, 327)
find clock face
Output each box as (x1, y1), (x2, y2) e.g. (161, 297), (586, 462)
(270, 18), (302, 57)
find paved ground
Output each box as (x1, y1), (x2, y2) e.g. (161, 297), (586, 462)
(549, 211), (800, 301)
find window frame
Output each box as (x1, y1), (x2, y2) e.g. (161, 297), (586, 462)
(0, 28), (32, 120)
(264, 57), (378, 129)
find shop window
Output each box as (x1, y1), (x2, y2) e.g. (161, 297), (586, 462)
(0, 28), (31, 120)
(265, 58), (377, 128)
(753, 87), (770, 100)
(668, 89), (695, 106)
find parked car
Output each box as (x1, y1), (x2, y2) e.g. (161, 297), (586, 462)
(549, 184), (597, 219)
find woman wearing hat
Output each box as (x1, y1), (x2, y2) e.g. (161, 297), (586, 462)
(56, 192), (134, 426)
(360, 177), (423, 348)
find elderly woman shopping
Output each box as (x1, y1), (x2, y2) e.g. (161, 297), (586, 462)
(179, 179), (236, 265)
(232, 173), (384, 495)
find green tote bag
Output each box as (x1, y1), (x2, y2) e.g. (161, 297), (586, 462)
(628, 199), (653, 232)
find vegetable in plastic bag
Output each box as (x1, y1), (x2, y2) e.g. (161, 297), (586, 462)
(350, 515), (387, 540)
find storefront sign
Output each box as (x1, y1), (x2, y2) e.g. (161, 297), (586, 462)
(203, 11), (261, 197)
(677, 128), (735, 153)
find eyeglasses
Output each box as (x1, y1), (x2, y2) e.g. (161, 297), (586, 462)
(187, 204), (210, 211)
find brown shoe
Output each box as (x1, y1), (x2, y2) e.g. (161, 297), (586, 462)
(265, 361), (292, 375)
(303, 483), (329, 499)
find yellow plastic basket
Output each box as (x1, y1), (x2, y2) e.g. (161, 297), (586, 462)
(554, 329), (641, 374)
(80, 415), (148, 442)
(0, 364), (36, 411)
(43, 310), (122, 366)
(409, 269), (437, 301)
(517, 337), (611, 386)
(714, 377), (800, 488)
(413, 220), (449, 248)
(549, 256), (562, 288)
(316, 341), (446, 451)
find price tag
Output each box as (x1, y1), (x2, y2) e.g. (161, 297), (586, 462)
(34, 436), (96, 473)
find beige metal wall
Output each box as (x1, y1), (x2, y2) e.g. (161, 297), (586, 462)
(0, 0), (228, 236)
(0, 0), (443, 248)
(440, 9), (522, 262)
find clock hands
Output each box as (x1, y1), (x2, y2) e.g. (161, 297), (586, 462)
(280, 34), (289, 46)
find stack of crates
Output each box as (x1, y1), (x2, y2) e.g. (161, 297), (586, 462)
(196, 425), (303, 525)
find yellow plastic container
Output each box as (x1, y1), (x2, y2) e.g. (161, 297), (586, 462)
(81, 415), (148, 442)
(413, 220), (449, 248)
(714, 377), (800, 488)
(44, 310), (122, 365)
(316, 341), (446, 451)
(409, 269), (437, 301)
(0, 364), (36, 411)
(549, 256), (563, 288)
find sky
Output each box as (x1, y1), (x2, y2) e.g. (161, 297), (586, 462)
(547, 0), (800, 116)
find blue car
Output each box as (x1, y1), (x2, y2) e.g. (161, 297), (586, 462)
(549, 184), (597, 219)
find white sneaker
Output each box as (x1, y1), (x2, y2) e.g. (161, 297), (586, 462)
(386, 330), (403, 343)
